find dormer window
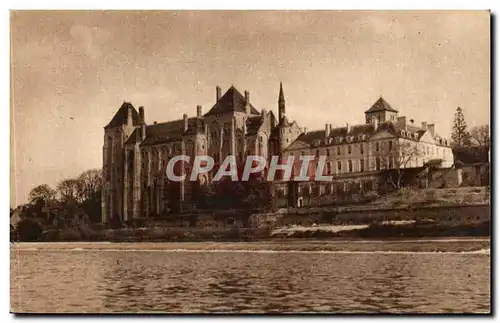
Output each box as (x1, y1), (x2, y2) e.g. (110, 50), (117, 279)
(401, 130), (406, 137)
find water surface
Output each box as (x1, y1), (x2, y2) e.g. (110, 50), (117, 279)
(10, 241), (490, 313)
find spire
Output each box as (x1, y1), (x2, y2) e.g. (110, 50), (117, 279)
(278, 82), (285, 104)
(278, 82), (286, 122)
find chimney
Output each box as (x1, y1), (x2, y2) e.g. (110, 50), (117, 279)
(216, 86), (221, 102)
(127, 104), (133, 126)
(325, 124), (330, 137)
(346, 123), (351, 134)
(427, 124), (435, 137)
(397, 116), (407, 130)
(196, 105), (202, 117)
(421, 121), (427, 130)
(141, 123), (146, 140)
(261, 109), (266, 117)
(303, 127), (307, 133)
(183, 114), (188, 132)
(139, 106), (145, 122)
(245, 91), (250, 105)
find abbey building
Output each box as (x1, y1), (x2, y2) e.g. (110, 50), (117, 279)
(102, 84), (453, 223)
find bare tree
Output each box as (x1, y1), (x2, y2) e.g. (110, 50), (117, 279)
(56, 179), (78, 201)
(470, 124), (490, 147)
(387, 140), (424, 189)
(75, 169), (102, 203)
(28, 184), (56, 205)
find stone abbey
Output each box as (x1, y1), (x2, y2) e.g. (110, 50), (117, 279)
(101, 84), (454, 224)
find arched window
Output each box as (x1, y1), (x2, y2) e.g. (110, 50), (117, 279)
(348, 145), (352, 154)
(376, 142), (380, 152)
(360, 144), (364, 155)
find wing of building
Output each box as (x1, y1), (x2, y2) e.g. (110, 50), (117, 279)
(101, 84), (453, 223)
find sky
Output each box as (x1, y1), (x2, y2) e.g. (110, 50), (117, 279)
(10, 10), (490, 206)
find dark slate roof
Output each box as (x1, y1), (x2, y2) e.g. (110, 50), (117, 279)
(141, 120), (185, 146)
(125, 117), (206, 146)
(105, 102), (144, 129)
(365, 97), (398, 114)
(286, 121), (428, 149)
(204, 86), (260, 117)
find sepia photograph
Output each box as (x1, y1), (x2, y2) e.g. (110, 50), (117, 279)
(9, 9), (491, 314)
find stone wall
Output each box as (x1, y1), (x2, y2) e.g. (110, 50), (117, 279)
(249, 204), (490, 229)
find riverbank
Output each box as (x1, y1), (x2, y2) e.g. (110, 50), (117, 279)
(11, 237), (490, 253)
(29, 220), (489, 243)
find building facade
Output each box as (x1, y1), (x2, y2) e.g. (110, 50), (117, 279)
(102, 84), (453, 223)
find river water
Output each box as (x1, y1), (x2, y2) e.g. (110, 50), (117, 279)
(10, 241), (490, 314)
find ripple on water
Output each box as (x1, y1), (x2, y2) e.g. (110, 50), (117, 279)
(10, 242), (490, 313)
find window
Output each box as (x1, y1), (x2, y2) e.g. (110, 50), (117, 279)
(376, 142), (380, 152)
(389, 141), (393, 151)
(316, 149), (320, 158)
(360, 144), (364, 155)
(348, 160), (353, 172)
(326, 162), (332, 175)
(337, 146), (341, 155)
(360, 159), (364, 172)
(388, 158), (393, 169)
(376, 157), (381, 170)
(326, 149), (330, 157)
(337, 161), (342, 172)
(348, 145), (352, 154)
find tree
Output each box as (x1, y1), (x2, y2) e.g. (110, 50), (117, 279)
(16, 218), (43, 242)
(56, 179), (78, 202)
(470, 124), (490, 147)
(387, 140), (424, 189)
(75, 169), (102, 223)
(451, 107), (471, 146)
(75, 169), (102, 203)
(28, 184), (56, 206)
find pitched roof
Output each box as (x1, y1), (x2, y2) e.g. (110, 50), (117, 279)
(365, 97), (398, 114)
(105, 102), (144, 129)
(204, 86), (260, 117)
(285, 121), (428, 150)
(140, 119), (186, 146)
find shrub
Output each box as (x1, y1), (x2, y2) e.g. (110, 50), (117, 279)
(16, 219), (43, 242)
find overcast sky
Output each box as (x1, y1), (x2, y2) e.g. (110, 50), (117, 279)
(10, 10), (490, 206)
